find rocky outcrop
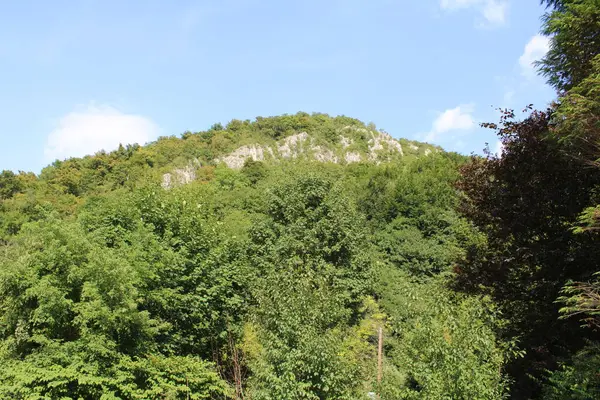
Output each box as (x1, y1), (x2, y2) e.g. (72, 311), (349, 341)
(220, 145), (268, 169)
(162, 129), (433, 188)
(162, 160), (200, 189)
(368, 132), (403, 160)
(345, 152), (361, 163)
(213, 131), (407, 169)
(340, 136), (353, 148)
(277, 132), (309, 159)
(312, 146), (338, 163)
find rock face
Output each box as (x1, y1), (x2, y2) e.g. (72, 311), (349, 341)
(340, 136), (353, 148)
(160, 125), (436, 189)
(213, 130), (406, 169)
(277, 132), (309, 159)
(162, 160), (200, 189)
(312, 146), (339, 163)
(216, 132), (315, 168)
(368, 132), (404, 160)
(345, 152), (362, 163)
(220, 145), (269, 169)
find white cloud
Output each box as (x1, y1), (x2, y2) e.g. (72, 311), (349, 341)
(45, 105), (160, 162)
(425, 104), (476, 142)
(482, 0), (508, 26)
(494, 140), (504, 157)
(519, 34), (550, 77)
(440, 0), (508, 27)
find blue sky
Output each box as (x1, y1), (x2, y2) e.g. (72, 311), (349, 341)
(0, 0), (555, 173)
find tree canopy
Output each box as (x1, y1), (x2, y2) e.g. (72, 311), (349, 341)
(2, 1), (600, 398)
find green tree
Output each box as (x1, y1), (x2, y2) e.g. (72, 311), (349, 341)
(377, 267), (510, 400)
(543, 344), (600, 399)
(539, 0), (600, 92)
(244, 174), (374, 399)
(0, 217), (229, 398)
(0, 170), (23, 200)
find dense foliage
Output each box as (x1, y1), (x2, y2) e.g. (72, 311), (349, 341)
(454, 1), (600, 398)
(539, 0), (600, 92)
(1, 1), (599, 398)
(0, 114), (510, 399)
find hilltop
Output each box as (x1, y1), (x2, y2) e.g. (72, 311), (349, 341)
(29, 112), (440, 194)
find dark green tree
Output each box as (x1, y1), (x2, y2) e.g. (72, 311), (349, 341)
(0, 170), (23, 200)
(456, 108), (600, 398)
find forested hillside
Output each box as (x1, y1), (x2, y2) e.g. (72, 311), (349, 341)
(1, 110), (502, 398)
(1, 0), (600, 399)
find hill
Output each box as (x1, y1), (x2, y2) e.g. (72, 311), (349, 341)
(2, 1), (599, 397)
(30, 112), (438, 193)
(0, 112), (510, 399)
(158, 113), (439, 188)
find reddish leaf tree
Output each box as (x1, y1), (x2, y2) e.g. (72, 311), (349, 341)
(455, 107), (600, 398)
